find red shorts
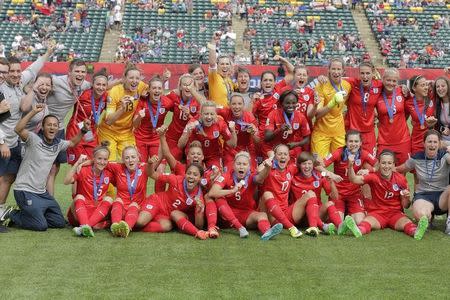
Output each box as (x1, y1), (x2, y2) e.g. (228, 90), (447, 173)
(284, 202), (297, 225)
(230, 207), (255, 225)
(136, 141), (159, 162)
(367, 209), (407, 229)
(67, 144), (94, 165)
(166, 135), (184, 161)
(334, 193), (366, 215)
(377, 140), (410, 165)
(142, 194), (170, 218)
(360, 131), (377, 157)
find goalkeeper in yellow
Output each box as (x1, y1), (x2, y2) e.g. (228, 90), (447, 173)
(311, 58), (351, 158)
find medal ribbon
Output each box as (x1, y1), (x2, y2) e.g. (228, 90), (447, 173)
(382, 89), (396, 121)
(92, 167), (105, 202)
(126, 168), (141, 198)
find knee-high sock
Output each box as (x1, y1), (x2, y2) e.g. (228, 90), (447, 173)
(358, 221), (372, 235)
(327, 204), (342, 226)
(306, 197), (321, 228)
(111, 202), (124, 224)
(205, 201), (218, 229)
(257, 219), (271, 234)
(265, 198), (294, 229)
(176, 217), (198, 236)
(216, 198), (243, 229)
(74, 199), (89, 226)
(403, 222), (417, 237)
(141, 221), (165, 233)
(88, 201), (112, 227)
(124, 206), (139, 229)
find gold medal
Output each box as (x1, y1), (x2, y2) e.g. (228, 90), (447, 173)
(389, 118), (394, 124)
(420, 124), (425, 130)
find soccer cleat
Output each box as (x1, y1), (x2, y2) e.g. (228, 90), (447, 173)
(81, 225), (95, 238)
(414, 216), (428, 240)
(305, 226), (320, 237)
(288, 226), (303, 238)
(72, 227), (82, 236)
(195, 230), (209, 240)
(208, 226), (220, 239)
(239, 226), (249, 238)
(261, 223), (283, 241)
(344, 216), (362, 238)
(323, 223), (336, 235)
(337, 222), (348, 235)
(0, 205), (17, 227)
(118, 221), (130, 238)
(110, 222), (120, 237)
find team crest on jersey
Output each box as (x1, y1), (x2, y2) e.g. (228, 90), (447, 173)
(200, 178), (207, 186)
(68, 154), (75, 162)
(300, 88), (305, 93)
(191, 106), (197, 113)
(293, 123), (299, 130)
(137, 169), (143, 176)
(392, 184), (399, 191)
(373, 88), (379, 94)
(313, 181), (320, 188)
(355, 159), (361, 166)
(213, 131), (219, 138)
(429, 100), (434, 108)
(286, 173), (292, 180)
(104, 177), (110, 184)
(273, 93), (280, 99)
(303, 95), (310, 101)
(146, 204), (153, 210)
(216, 176), (224, 183)
(159, 108), (165, 114)
(396, 96), (402, 102)
(186, 198), (193, 205)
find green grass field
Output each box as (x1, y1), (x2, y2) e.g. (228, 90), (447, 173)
(2, 164), (450, 299)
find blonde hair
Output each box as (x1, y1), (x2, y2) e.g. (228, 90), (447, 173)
(234, 151), (251, 162)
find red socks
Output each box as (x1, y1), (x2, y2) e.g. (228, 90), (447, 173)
(74, 199), (89, 226)
(265, 198), (294, 229)
(327, 204), (342, 226)
(124, 206), (139, 229)
(142, 221), (165, 233)
(111, 201), (124, 224)
(216, 198), (243, 229)
(306, 197), (322, 228)
(205, 200), (218, 229)
(88, 201), (112, 227)
(358, 221), (372, 235)
(176, 217), (198, 236)
(403, 222), (417, 237)
(257, 219), (271, 234)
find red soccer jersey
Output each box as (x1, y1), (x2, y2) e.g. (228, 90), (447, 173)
(376, 87), (410, 145)
(174, 161), (217, 191)
(262, 164), (297, 211)
(134, 96), (173, 144)
(290, 171), (331, 203)
(346, 78), (382, 132)
(165, 91), (201, 142)
(362, 171), (407, 212)
(74, 166), (113, 206)
(218, 108), (258, 154)
(187, 117), (232, 160)
(405, 96), (436, 154)
(156, 174), (204, 215)
(275, 79), (315, 118)
(324, 148), (377, 197)
(252, 94), (278, 136)
(66, 88), (107, 142)
(215, 171), (258, 211)
(107, 162), (149, 206)
(265, 108), (310, 148)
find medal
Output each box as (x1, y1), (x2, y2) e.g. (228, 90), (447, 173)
(92, 167), (105, 202)
(183, 179), (202, 205)
(91, 92), (105, 125)
(413, 96), (426, 130)
(233, 171), (251, 189)
(283, 110), (295, 136)
(382, 89), (396, 124)
(148, 98), (161, 129)
(389, 118), (394, 124)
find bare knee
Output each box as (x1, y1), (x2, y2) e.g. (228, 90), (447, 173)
(159, 219), (173, 231)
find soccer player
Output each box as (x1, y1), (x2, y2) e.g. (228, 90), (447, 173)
(64, 143), (114, 237)
(188, 63), (208, 99)
(108, 146), (151, 238)
(208, 34), (233, 107)
(375, 68), (410, 165)
(207, 151), (283, 240)
(137, 161), (208, 240)
(0, 104), (89, 231)
(434, 77), (450, 144)
(133, 76), (172, 162)
(405, 75), (437, 155)
(165, 74), (204, 160)
(217, 93), (259, 170)
(259, 144), (304, 238)
(65, 68), (109, 164)
(265, 90), (311, 160)
(311, 58), (351, 158)
(98, 64), (148, 162)
(290, 152), (341, 236)
(178, 101), (237, 169)
(344, 150), (429, 240)
(396, 130), (450, 234)
(345, 62), (383, 156)
(317, 130), (377, 224)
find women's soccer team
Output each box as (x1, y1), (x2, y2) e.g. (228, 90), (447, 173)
(1, 43), (450, 241)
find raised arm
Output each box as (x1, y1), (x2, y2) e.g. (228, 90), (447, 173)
(104, 95), (131, 126)
(69, 119), (91, 148)
(273, 55), (294, 82)
(347, 155), (365, 185)
(146, 155), (162, 181)
(15, 104), (44, 141)
(158, 127), (177, 169)
(207, 182), (239, 199)
(208, 37), (218, 68)
(254, 157), (273, 184)
(225, 121), (238, 148)
(178, 121), (196, 149)
(63, 155), (88, 185)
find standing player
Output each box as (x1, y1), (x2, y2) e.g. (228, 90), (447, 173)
(434, 77), (450, 144)
(233, 67), (258, 109)
(264, 90), (311, 160)
(188, 63), (208, 99)
(208, 151), (283, 240)
(317, 130), (378, 225)
(396, 130), (450, 234)
(98, 64), (148, 162)
(178, 101), (237, 169)
(405, 75), (436, 155)
(137, 161), (208, 239)
(65, 68), (109, 164)
(344, 150), (429, 240)
(64, 143), (113, 237)
(208, 34), (233, 108)
(133, 76), (172, 162)
(311, 58), (351, 158)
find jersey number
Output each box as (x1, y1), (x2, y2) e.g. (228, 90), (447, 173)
(172, 199), (182, 208)
(282, 130), (290, 139)
(126, 102), (134, 112)
(384, 191), (394, 199)
(281, 180), (289, 192)
(204, 140), (210, 147)
(235, 191), (241, 201)
(179, 110), (188, 121)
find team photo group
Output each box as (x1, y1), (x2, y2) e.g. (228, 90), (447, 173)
(0, 39), (449, 242)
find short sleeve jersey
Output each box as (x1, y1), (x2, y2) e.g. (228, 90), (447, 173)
(262, 164), (297, 211)
(362, 172), (407, 212)
(214, 171), (258, 211)
(165, 91), (201, 141)
(107, 162), (148, 206)
(208, 69), (233, 108)
(187, 117), (232, 158)
(74, 166), (113, 206)
(265, 108), (310, 147)
(290, 171), (331, 202)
